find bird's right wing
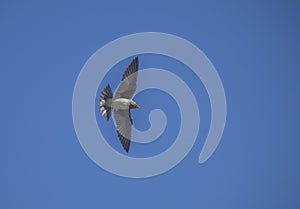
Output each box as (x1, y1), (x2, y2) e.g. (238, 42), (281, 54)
(115, 57), (138, 99)
(113, 109), (133, 152)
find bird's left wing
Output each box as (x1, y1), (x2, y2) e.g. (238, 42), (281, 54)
(113, 109), (133, 152)
(115, 57), (138, 99)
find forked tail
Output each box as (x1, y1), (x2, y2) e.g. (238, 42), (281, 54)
(100, 84), (113, 120)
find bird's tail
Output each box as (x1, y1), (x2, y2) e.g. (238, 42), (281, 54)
(100, 84), (113, 120)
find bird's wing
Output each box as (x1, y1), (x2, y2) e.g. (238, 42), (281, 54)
(115, 57), (138, 99)
(113, 109), (133, 152)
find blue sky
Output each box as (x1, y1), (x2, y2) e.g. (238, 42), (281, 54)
(1, 0), (299, 209)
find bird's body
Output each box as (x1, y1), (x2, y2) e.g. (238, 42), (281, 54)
(112, 98), (130, 110)
(105, 98), (139, 110)
(99, 57), (139, 152)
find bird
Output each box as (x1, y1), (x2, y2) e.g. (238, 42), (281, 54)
(99, 57), (139, 152)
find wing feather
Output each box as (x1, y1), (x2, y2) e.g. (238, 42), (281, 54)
(115, 57), (138, 99)
(113, 109), (133, 152)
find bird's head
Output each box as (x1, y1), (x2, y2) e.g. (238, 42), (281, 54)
(130, 100), (140, 109)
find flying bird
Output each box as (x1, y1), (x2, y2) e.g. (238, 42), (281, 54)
(99, 57), (139, 152)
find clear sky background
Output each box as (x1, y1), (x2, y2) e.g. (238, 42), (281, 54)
(1, 0), (299, 209)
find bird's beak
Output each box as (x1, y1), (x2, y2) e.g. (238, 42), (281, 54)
(130, 101), (140, 109)
(131, 102), (139, 108)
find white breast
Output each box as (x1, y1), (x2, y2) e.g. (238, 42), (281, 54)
(112, 98), (131, 110)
